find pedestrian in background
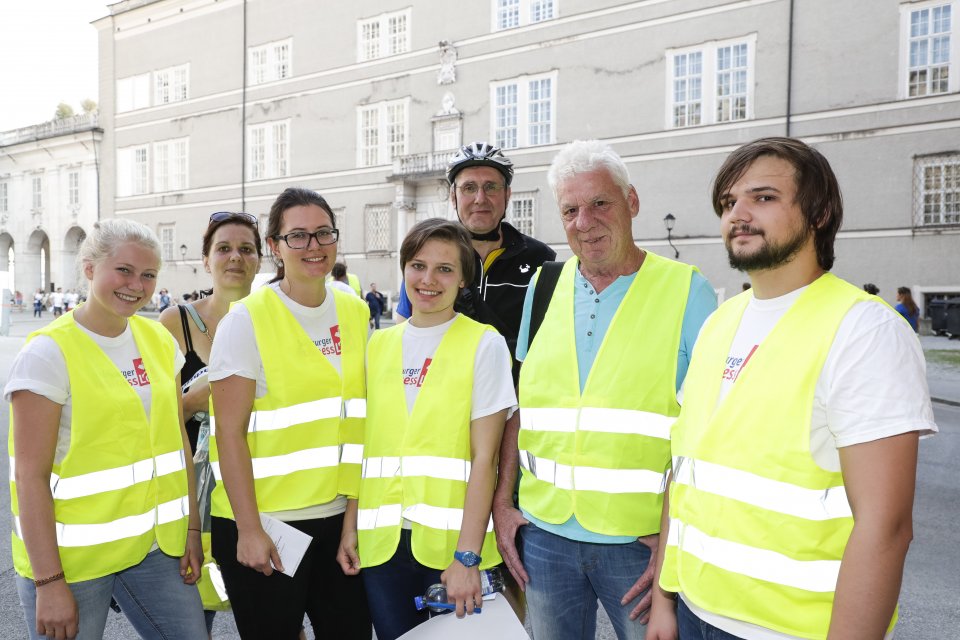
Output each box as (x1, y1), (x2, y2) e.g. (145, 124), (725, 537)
(364, 283), (385, 329)
(7, 219), (206, 640)
(329, 262), (357, 296)
(208, 187), (371, 638)
(896, 286), (920, 333)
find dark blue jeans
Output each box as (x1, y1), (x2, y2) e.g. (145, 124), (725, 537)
(361, 529), (444, 640)
(677, 597), (746, 640)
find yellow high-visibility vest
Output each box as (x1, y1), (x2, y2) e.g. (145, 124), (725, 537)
(358, 315), (502, 570)
(518, 253), (694, 536)
(9, 314), (189, 582)
(209, 286), (368, 517)
(660, 273), (896, 639)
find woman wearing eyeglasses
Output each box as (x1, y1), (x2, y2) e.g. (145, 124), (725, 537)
(207, 188), (371, 638)
(158, 211), (262, 631)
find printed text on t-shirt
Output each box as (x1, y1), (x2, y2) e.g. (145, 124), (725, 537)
(312, 325), (342, 356)
(721, 345), (758, 382)
(403, 358), (433, 387)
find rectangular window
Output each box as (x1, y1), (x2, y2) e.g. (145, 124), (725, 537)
(356, 99), (408, 167)
(117, 145), (150, 197)
(247, 121), (290, 181)
(159, 225), (175, 262)
(509, 192), (537, 237)
(491, 72), (556, 149)
(153, 138), (189, 192)
(672, 52), (703, 127)
(154, 64), (189, 105)
(116, 73), (150, 112)
(32, 177), (42, 210)
(493, 0), (555, 30)
(666, 36), (754, 128)
(358, 9), (411, 61)
(249, 38), (293, 85)
(0, 183), (7, 213)
(68, 171), (80, 206)
(903, 2), (954, 97)
(365, 205), (391, 252)
(915, 153), (960, 225)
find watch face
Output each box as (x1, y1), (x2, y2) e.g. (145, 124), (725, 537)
(456, 550), (481, 567)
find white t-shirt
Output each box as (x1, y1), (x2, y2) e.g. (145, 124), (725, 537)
(391, 314), (517, 530)
(51, 292), (64, 308)
(328, 280), (356, 296)
(681, 287), (937, 640)
(399, 314), (517, 420)
(208, 282), (347, 521)
(4, 322), (185, 468)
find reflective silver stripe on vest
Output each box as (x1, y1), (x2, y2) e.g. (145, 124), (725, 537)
(520, 407), (673, 439)
(343, 398), (367, 419)
(340, 444), (364, 465)
(210, 446), (339, 481)
(518, 450), (665, 494)
(667, 519), (841, 593)
(9, 451), (186, 501)
(209, 397), (342, 436)
(357, 503), (493, 532)
(13, 495), (189, 548)
(208, 563), (229, 601)
(361, 456), (471, 482)
(358, 504), (403, 529)
(672, 456), (852, 521)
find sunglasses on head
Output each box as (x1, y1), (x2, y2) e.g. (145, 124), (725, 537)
(209, 211), (258, 226)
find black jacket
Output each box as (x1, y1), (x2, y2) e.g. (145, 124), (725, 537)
(456, 222), (556, 378)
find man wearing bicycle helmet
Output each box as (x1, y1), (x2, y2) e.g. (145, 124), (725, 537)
(396, 142), (555, 378)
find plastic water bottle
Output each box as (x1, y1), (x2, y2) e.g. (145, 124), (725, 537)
(413, 567), (505, 612)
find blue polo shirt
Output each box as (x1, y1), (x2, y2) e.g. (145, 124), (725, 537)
(516, 261), (717, 543)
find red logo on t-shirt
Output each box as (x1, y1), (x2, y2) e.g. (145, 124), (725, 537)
(330, 324), (342, 355)
(417, 358), (432, 387)
(130, 358), (150, 387)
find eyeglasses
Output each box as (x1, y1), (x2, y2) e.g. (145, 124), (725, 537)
(209, 211), (258, 226)
(456, 182), (506, 197)
(273, 228), (340, 249)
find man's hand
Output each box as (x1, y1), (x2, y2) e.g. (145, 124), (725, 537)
(492, 498), (530, 589)
(621, 533), (659, 623)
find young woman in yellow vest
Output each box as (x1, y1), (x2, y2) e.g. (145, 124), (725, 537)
(7, 219), (207, 640)
(159, 211), (262, 631)
(337, 218), (516, 640)
(207, 187), (371, 639)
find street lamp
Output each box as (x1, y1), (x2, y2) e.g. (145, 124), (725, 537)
(663, 213), (679, 259)
(179, 244), (196, 274)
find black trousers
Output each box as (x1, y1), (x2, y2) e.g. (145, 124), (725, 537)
(212, 513), (371, 640)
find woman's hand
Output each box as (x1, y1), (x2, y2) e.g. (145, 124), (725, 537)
(180, 529), (204, 585)
(336, 529), (361, 576)
(441, 561), (482, 618)
(237, 526), (283, 576)
(35, 580), (79, 640)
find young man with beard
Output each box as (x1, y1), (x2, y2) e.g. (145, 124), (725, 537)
(650, 138), (937, 640)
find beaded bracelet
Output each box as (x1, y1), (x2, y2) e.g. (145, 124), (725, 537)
(34, 571), (65, 587)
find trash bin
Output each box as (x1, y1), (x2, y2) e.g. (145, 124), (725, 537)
(945, 297), (960, 337)
(928, 298), (949, 335)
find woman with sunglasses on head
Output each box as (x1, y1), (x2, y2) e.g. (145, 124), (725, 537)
(207, 187), (371, 639)
(7, 219), (206, 640)
(158, 211), (262, 632)
(337, 218), (515, 640)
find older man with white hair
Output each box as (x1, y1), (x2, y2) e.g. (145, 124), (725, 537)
(492, 140), (716, 639)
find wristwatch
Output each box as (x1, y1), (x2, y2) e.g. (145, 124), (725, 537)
(454, 550), (482, 567)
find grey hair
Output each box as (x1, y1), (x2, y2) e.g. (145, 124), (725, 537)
(79, 219), (162, 269)
(546, 139), (632, 201)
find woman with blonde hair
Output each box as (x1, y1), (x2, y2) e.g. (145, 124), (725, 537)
(7, 218), (206, 639)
